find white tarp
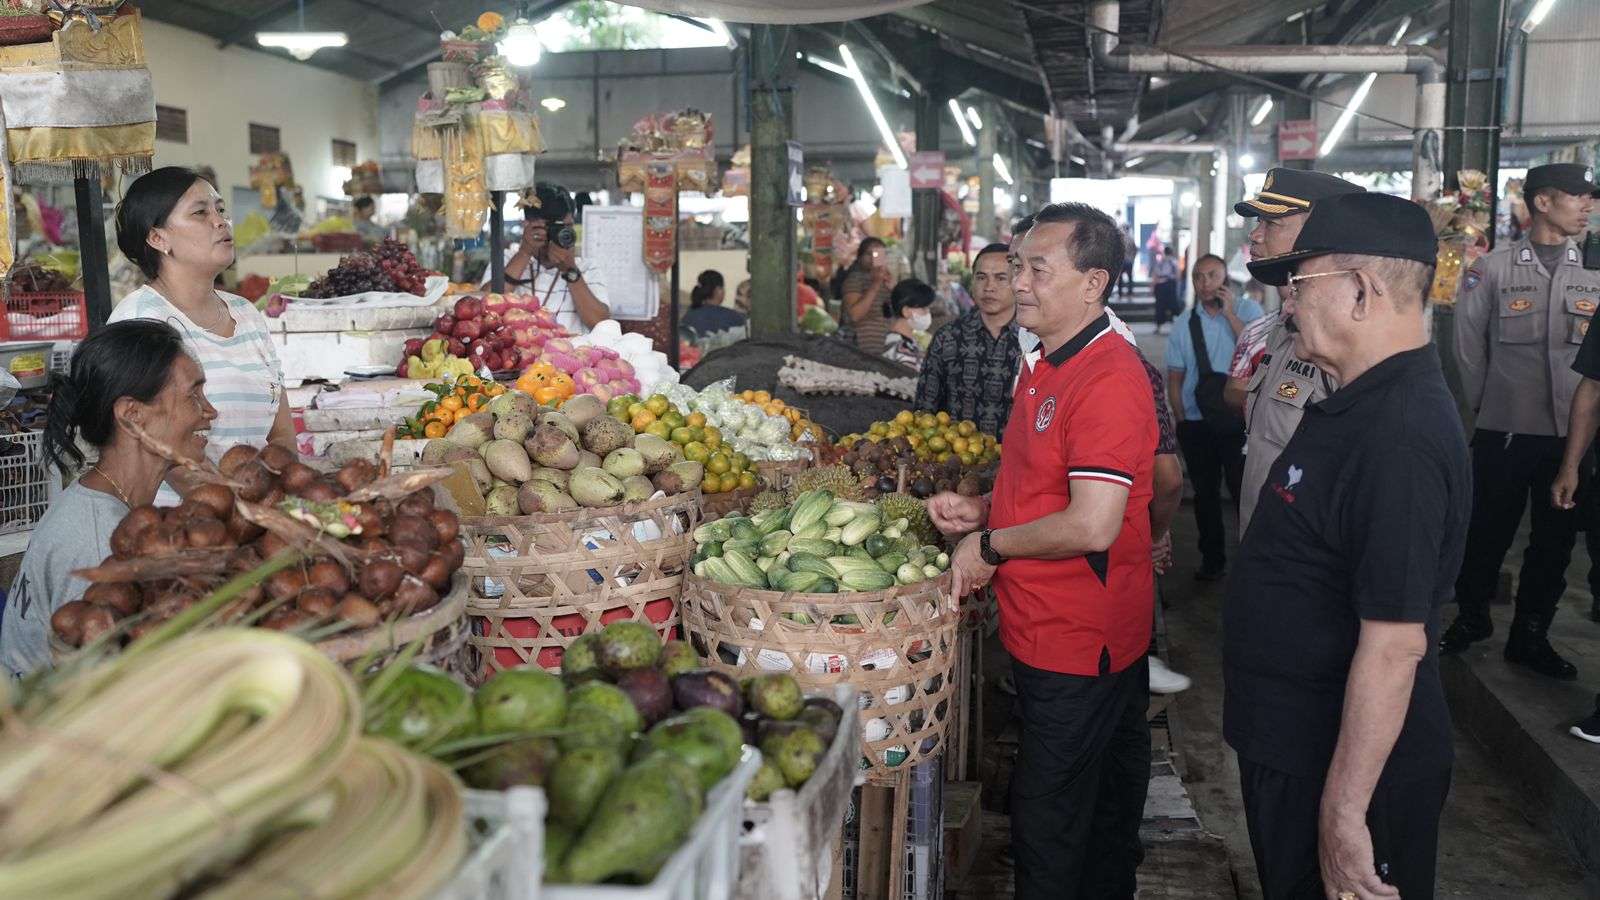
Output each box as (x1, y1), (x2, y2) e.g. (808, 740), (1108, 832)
(614, 0), (930, 24)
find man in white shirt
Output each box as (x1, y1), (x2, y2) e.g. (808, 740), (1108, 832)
(486, 182), (611, 335)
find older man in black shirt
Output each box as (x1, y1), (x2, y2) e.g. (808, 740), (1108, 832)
(1225, 192), (1469, 900)
(916, 242), (1022, 436)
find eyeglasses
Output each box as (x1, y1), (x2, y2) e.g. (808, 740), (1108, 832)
(1285, 268), (1362, 297)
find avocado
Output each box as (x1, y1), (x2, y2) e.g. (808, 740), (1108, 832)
(561, 756), (698, 884)
(547, 746), (625, 829)
(560, 633), (605, 685)
(566, 680), (645, 736)
(595, 619), (662, 677)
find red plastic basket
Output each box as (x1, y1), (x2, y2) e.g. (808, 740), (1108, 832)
(3, 291), (87, 341)
(311, 233), (364, 253)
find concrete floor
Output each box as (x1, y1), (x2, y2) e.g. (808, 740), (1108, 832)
(1133, 322), (1596, 899)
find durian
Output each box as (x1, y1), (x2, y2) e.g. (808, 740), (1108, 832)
(787, 464), (869, 503)
(876, 493), (940, 547)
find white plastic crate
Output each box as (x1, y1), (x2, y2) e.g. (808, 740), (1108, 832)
(435, 786), (546, 900)
(543, 745), (762, 900)
(49, 341), (73, 376)
(738, 684), (861, 900)
(0, 431), (55, 535)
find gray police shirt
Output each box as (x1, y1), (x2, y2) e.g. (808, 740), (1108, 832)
(0, 481), (125, 679)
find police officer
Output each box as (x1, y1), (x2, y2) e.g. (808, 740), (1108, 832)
(1225, 169), (1364, 536)
(1441, 163), (1600, 679)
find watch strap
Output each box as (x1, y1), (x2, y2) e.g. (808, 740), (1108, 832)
(979, 529), (1003, 565)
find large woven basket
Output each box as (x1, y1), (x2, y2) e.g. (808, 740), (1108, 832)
(754, 457), (811, 494)
(678, 572), (958, 783)
(699, 485), (760, 521)
(462, 490), (702, 677)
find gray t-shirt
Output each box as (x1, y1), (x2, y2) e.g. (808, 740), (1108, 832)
(1, 481), (126, 678)
(1533, 240), (1566, 275)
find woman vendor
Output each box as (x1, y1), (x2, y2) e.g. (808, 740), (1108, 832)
(109, 167), (293, 503)
(1, 321), (216, 678)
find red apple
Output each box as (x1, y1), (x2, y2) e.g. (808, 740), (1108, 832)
(483, 351), (503, 371)
(395, 360), (409, 377)
(403, 337), (426, 356)
(484, 293), (511, 314)
(434, 313), (455, 333)
(480, 310), (502, 332)
(446, 337), (466, 357)
(452, 319), (482, 340)
(453, 296), (482, 320)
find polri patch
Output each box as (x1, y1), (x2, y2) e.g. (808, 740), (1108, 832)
(1510, 298), (1534, 312)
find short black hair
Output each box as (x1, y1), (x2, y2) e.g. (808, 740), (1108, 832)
(690, 269), (724, 307)
(974, 242), (1010, 267)
(524, 182), (574, 221)
(1194, 253), (1226, 270)
(884, 278), (936, 318)
(1011, 215), (1036, 242)
(353, 196), (375, 212)
(115, 166), (208, 280)
(1026, 202), (1126, 301)
(44, 320), (189, 472)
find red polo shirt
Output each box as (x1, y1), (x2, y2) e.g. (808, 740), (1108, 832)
(989, 313), (1157, 676)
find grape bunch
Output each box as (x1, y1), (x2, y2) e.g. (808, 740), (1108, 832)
(303, 240), (435, 298)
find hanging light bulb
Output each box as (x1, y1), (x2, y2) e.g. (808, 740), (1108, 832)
(257, 0), (346, 61)
(499, 18), (542, 67)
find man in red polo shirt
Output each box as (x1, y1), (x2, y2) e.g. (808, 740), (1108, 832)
(931, 202), (1158, 900)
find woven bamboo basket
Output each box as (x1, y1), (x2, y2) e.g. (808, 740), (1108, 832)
(462, 490), (702, 677)
(48, 573), (471, 674)
(699, 485), (760, 521)
(678, 571), (958, 783)
(754, 457), (812, 494)
(427, 61), (472, 95)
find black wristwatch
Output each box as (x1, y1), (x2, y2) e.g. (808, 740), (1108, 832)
(561, 267), (582, 284)
(979, 529), (1003, 565)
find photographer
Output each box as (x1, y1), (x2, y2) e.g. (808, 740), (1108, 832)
(489, 182), (611, 334)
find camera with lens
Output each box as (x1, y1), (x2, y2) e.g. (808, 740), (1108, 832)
(526, 182), (577, 250)
(545, 220), (577, 249)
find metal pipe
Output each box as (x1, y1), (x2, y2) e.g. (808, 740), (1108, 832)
(1090, 0), (1445, 197)
(1114, 141), (1220, 153)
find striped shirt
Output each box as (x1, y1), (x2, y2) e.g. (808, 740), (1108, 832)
(109, 285), (283, 469)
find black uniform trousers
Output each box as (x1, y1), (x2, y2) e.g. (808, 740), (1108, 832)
(1455, 430), (1579, 620)
(1239, 759), (1451, 900)
(1176, 420), (1245, 569)
(1010, 656), (1150, 900)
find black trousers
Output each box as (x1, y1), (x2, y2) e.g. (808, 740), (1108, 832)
(1455, 430), (1579, 621)
(1176, 421), (1245, 569)
(1118, 261), (1135, 296)
(1153, 282), (1180, 325)
(1239, 759), (1450, 900)
(1011, 656), (1150, 900)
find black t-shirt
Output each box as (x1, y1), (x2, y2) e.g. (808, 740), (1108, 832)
(1223, 345), (1469, 784)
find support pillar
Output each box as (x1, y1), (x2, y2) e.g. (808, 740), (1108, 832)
(1279, 91), (1313, 171)
(912, 86), (944, 285)
(1436, 0), (1508, 423)
(1226, 93), (1250, 256)
(977, 102), (996, 242)
(748, 25), (797, 339)
(75, 174), (110, 330)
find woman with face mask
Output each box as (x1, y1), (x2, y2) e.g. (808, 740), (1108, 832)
(1, 321), (218, 678)
(879, 278), (936, 370)
(109, 167), (294, 504)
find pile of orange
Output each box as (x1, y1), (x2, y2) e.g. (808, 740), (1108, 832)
(401, 375), (506, 439)
(735, 389), (825, 444)
(515, 362), (576, 405)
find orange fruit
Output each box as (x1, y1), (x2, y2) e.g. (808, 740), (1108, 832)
(630, 410), (656, 432)
(753, 390), (771, 404)
(424, 421), (447, 438)
(441, 396), (464, 412)
(477, 11), (504, 31)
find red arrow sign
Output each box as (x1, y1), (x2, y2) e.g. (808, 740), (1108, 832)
(911, 151), (945, 189)
(1278, 120), (1318, 160)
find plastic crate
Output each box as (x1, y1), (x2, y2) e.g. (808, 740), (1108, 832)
(435, 786), (546, 900)
(738, 684), (861, 900)
(543, 746), (762, 900)
(50, 342), (74, 377)
(840, 756), (945, 900)
(0, 431), (55, 535)
(3, 291), (88, 341)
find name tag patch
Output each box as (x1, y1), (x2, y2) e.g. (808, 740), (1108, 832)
(1509, 298), (1534, 312)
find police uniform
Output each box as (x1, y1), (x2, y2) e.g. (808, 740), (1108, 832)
(1441, 163), (1600, 678)
(1240, 323), (1337, 536)
(1233, 169), (1363, 535)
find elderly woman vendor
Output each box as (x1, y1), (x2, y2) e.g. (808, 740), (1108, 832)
(0, 321), (216, 678)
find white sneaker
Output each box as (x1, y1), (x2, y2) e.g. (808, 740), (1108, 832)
(1148, 656), (1192, 695)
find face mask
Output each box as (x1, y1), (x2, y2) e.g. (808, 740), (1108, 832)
(908, 309), (932, 332)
